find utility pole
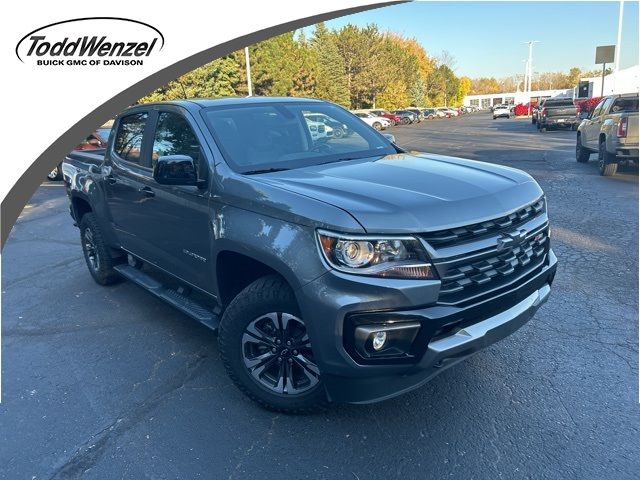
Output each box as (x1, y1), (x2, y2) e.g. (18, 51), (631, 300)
(524, 41), (539, 115)
(244, 47), (253, 96)
(615, 0), (624, 71)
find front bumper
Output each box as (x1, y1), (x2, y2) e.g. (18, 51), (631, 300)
(297, 249), (557, 404)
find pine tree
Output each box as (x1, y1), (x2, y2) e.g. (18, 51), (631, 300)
(312, 23), (350, 107)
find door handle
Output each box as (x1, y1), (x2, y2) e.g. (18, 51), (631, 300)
(139, 186), (155, 197)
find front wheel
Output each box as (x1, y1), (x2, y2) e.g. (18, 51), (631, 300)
(332, 127), (344, 139)
(576, 136), (590, 163)
(218, 275), (327, 413)
(372, 122), (382, 131)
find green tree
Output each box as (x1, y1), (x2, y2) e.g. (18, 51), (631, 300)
(378, 79), (410, 110)
(140, 56), (240, 102)
(311, 23), (350, 106)
(335, 23), (386, 108)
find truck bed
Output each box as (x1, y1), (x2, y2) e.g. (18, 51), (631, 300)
(65, 148), (106, 166)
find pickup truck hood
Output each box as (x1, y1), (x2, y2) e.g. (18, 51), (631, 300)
(253, 152), (543, 233)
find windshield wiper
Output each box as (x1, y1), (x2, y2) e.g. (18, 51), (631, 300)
(243, 167), (290, 175)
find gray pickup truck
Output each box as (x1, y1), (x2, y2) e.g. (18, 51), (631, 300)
(63, 97), (556, 412)
(536, 97), (580, 132)
(576, 93), (639, 176)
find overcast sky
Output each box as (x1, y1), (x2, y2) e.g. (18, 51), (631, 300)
(316, 1), (639, 78)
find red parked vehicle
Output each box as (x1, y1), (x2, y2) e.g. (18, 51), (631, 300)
(47, 124), (112, 180)
(370, 110), (402, 126)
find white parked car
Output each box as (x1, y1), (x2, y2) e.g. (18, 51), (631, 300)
(353, 112), (389, 130)
(492, 105), (511, 119)
(305, 118), (334, 140)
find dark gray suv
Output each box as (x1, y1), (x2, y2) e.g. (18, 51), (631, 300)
(63, 97), (557, 412)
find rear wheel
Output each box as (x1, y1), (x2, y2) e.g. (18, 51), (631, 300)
(79, 213), (121, 285)
(219, 275), (327, 413)
(598, 141), (618, 176)
(401, 118), (410, 125)
(372, 122), (382, 131)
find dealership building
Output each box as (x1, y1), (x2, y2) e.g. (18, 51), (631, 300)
(464, 65), (639, 109)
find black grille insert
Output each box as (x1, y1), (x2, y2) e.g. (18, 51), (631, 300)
(437, 227), (549, 304)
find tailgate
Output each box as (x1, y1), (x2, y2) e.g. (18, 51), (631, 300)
(623, 113), (638, 144)
(546, 106), (577, 117)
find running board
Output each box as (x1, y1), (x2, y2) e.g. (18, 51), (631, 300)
(114, 264), (219, 331)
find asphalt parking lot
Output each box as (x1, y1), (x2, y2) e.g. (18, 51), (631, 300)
(2, 112), (638, 479)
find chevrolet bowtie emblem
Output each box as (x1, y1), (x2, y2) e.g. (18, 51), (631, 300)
(497, 229), (527, 251)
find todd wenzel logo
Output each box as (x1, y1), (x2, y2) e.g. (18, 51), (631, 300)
(16, 17), (164, 67)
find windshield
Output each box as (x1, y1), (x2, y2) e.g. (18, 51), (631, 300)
(201, 102), (395, 174)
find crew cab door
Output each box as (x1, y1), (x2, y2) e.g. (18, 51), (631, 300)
(138, 107), (213, 291)
(584, 98), (611, 149)
(104, 110), (154, 255)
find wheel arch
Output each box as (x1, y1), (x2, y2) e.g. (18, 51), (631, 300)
(70, 193), (93, 223)
(215, 249), (303, 309)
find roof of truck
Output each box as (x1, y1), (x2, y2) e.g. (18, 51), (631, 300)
(137, 96), (325, 111)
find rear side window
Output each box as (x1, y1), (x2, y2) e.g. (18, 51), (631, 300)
(611, 97), (639, 113)
(114, 113), (148, 164)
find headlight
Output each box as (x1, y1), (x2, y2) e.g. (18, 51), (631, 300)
(317, 230), (437, 279)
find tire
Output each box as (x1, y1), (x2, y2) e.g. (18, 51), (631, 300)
(492, 116), (496, 120)
(218, 275), (327, 413)
(332, 127), (344, 139)
(540, 126), (547, 132)
(47, 164), (63, 181)
(576, 135), (590, 163)
(372, 122), (382, 131)
(598, 141), (618, 176)
(79, 213), (121, 285)
(401, 118), (410, 125)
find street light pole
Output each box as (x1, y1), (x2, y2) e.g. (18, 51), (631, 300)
(524, 40), (539, 115)
(244, 47), (253, 97)
(615, 0), (624, 71)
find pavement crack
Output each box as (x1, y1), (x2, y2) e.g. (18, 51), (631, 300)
(2, 256), (83, 288)
(46, 354), (208, 480)
(228, 415), (279, 480)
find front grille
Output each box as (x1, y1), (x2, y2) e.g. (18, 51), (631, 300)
(437, 226), (549, 305)
(422, 197), (545, 248)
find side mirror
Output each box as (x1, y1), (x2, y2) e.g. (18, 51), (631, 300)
(153, 155), (204, 187)
(382, 133), (396, 143)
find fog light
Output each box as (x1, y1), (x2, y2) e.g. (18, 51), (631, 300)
(372, 331), (387, 351)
